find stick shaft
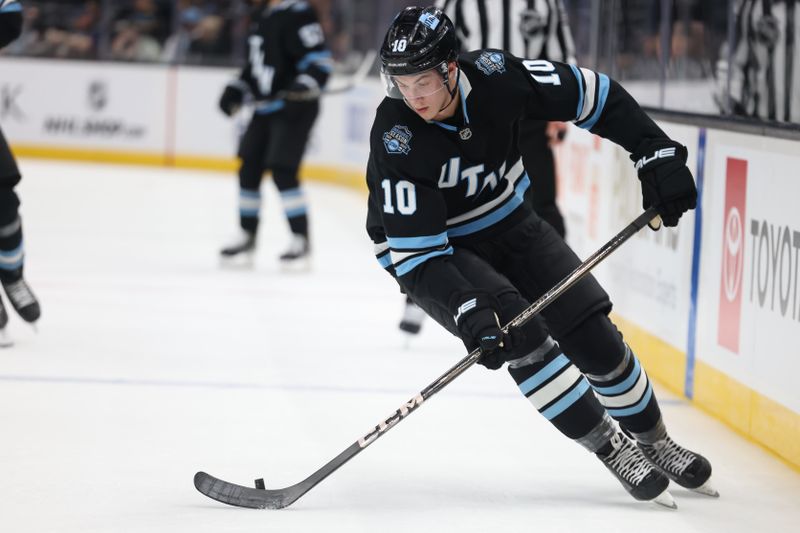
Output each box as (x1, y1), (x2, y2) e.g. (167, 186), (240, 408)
(196, 208), (658, 509)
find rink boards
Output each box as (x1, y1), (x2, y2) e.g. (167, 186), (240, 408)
(1, 57), (797, 469)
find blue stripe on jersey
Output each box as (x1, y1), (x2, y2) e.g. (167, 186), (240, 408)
(591, 357), (641, 395)
(239, 207), (260, 217)
(579, 73), (609, 131)
(0, 2), (21, 13)
(517, 353), (569, 396)
(447, 173), (530, 238)
(569, 65), (585, 120)
(297, 50), (333, 72)
(387, 232), (448, 250)
(395, 247), (453, 277)
(255, 100), (285, 114)
(240, 189), (261, 199)
(605, 382), (653, 417)
(540, 379), (591, 420)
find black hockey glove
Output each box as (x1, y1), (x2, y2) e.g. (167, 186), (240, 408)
(219, 82), (246, 116)
(451, 291), (516, 370)
(632, 139), (697, 228)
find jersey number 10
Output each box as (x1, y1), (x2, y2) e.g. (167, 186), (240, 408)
(381, 179), (417, 215)
(523, 59), (561, 86)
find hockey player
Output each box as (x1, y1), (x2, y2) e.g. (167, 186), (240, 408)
(218, 0), (331, 264)
(368, 6), (714, 506)
(0, 0), (41, 345)
(400, 0), (576, 335)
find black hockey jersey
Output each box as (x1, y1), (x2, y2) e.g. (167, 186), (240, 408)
(366, 50), (666, 303)
(0, 0), (22, 49)
(236, 0), (331, 113)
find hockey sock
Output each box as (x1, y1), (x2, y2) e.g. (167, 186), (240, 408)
(584, 344), (663, 436)
(0, 215), (23, 282)
(278, 186), (308, 237)
(238, 188), (261, 233)
(507, 337), (614, 451)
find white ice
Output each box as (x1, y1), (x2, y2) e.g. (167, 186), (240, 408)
(2, 159), (798, 533)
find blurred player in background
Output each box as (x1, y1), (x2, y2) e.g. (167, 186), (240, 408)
(399, 0), (576, 335)
(716, 0), (800, 123)
(0, 0), (41, 346)
(218, 0), (331, 265)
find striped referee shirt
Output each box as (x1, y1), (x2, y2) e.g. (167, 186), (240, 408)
(728, 0), (799, 122)
(437, 0), (576, 63)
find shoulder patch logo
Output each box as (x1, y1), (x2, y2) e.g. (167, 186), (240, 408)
(383, 125), (413, 155)
(475, 51), (506, 76)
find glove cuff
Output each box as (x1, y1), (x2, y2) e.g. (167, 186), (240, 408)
(449, 290), (501, 326)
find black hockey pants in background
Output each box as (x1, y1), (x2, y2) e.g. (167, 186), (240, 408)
(236, 100), (319, 235)
(0, 127), (24, 282)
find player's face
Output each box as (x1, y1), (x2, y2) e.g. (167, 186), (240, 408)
(394, 69), (449, 120)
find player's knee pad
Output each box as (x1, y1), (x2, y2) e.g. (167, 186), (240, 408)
(556, 312), (626, 375)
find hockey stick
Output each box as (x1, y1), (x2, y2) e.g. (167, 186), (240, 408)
(194, 207), (661, 509)
(251, 49), (378, 105)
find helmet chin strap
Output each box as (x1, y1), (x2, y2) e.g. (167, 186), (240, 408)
(437, 64), (461, 112)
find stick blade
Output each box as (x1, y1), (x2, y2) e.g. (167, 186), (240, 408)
(194, 471), (293, 509)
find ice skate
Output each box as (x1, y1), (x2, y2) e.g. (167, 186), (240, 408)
(279, 234), (311, 270)
(639, 436), (718, 497)
(597, 432), (675, 508)
(2, 277), (40, 324)
(398, 299), (425, 335)
(219, 229), (256, 268)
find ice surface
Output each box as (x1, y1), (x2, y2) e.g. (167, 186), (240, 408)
(1, 159), (798, 532)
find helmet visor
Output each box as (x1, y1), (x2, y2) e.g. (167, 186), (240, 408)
(381, 61), (449, 100)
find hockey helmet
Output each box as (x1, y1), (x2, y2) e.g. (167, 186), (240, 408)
(380, 6), (458, 99)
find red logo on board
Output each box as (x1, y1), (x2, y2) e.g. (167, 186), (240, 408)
(717, 158), (747, 353)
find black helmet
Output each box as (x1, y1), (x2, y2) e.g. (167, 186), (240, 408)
(380, 6), (457, 77)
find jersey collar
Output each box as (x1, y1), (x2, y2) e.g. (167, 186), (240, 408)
(430, 70), (473, 133)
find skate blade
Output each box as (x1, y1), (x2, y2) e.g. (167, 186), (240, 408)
(279, 256), (312, 273)
(691, 479), (719, 497)
(651, 489), (677, 509)
(219, 252), (256, 270)
(0, 330), (13, 348)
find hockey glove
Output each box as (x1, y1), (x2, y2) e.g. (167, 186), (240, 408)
(219, 82), (247, 116)
(451, 291), (515, 370)
(632, 139), (697, 228)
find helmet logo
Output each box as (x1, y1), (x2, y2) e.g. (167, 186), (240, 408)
(419, 13), (440, 30)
